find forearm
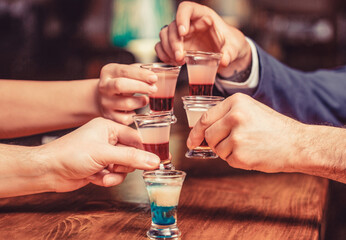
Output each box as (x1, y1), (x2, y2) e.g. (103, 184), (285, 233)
(295, 125), (346, 183)
(0, 144), (54, 198)
(0, 79), (101, 138)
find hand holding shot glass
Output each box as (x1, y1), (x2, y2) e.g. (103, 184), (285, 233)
(133, 112), (174, 170)
(141, 63), (181, 116)
(143, 170), (186, 240)
(185, 50), (222, 96)
(182, 96), (224, 159)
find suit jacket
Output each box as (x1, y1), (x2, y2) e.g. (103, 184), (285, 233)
(216, 44), (346, 127)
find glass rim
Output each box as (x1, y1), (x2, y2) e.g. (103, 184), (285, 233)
(185, 50), (222, 60)
(133, 112), (173, 123)
(182, 96), (224, 102)
(143, 170), (186, 179)
(140, 63), (181, 71)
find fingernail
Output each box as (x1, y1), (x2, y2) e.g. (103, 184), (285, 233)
(149, 84), (157, 94)
(187, 138), (193, 149)
(148, 75), (158, 83)
(145, 154), (160, 167)
(179, 25), (186, 36)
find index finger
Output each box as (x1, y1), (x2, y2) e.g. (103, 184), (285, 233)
(104, 64), (158, 84)
(176, 2), (213, 36)
(96, 145), (160, 170)
(187, 98), (232, 149)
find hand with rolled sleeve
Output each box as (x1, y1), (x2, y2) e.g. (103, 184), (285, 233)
(187, 93), (346, 184)
(0, 117), (160, 198)
(156, 1), (346, 126)
(98, 63), (158, 125)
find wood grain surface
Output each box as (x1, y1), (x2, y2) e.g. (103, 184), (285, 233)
(0, 165), (328, 240)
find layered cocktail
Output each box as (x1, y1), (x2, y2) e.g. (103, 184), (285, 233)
(141, 63), (181, 116)
(143, 170), (186, 239)
(182, 96), (224, 159)
(185, 50), (222, 96)
(133, 113), (174, 170)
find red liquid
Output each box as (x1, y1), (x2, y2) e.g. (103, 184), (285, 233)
(150, 97), (174, 111)
(189, 84), (213, 96)
(143, 142), (169, 160)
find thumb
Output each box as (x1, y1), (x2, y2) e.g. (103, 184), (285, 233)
(219, 46), (232, 68)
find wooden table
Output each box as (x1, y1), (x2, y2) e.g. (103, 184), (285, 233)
(0, 134), (329, 239)
(0, 85), (329, 239)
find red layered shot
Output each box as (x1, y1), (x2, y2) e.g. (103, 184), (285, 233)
(149, 97), (174, 112)
(149, 71), (177, 112)
(189, 84), (213, 96)
(138, 124), (170, 161)
(187, 65), (217, 96)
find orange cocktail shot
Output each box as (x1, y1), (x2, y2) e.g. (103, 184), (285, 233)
(182, 96), (224, 159)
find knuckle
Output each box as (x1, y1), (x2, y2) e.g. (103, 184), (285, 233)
(112, 79), (122, 93)
(200, 111), (211, 127)
(119, 66), (129, 77)
(232, 92), (247, 102)
(230, 132), (241, 149)
(100, 64), (110, 74)
(230, 111), (245, 125)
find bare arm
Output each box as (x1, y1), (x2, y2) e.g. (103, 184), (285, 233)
(0, 79), (100, 138)
(298, 125), (346, 183)
(0, 118), (160, 198)
(0, 64), (158, 139)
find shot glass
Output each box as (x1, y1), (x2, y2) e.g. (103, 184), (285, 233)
(185, 50), (222, 96)
(141, 63), (181, 119)
(143, 170), (186, 239)
(133, 112), (174, 170)
(182, 95), (224, 159)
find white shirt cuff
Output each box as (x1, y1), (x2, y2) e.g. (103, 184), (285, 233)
(215, 37), (259, 95)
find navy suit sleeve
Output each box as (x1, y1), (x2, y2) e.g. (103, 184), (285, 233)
(252, 44), (346, 127)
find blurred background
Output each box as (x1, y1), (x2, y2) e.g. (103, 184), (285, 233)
(0, 0), (345, 80)
(0, 0), (345, 239)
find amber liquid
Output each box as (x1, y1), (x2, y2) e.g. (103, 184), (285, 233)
(189, 84), (213, 96)
(143, 142), (169, 161)
(150, 97), (174, 111)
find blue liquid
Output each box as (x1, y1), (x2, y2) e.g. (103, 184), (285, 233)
(150, 202), (177, 225)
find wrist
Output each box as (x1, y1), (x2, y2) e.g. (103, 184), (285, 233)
(218, 39), (252, 79)
(71, 79), (101, 120)
(0, 144), (55, 197)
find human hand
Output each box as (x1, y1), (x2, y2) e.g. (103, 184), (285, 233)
(155, 1), (252, 77)
(187, 93), (305, 173)
(40, 117), (160, 193)
(98, 64), (158, 125)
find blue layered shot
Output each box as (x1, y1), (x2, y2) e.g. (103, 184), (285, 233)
(146, 184), (182, 226)
(151, 202), (177, 225)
